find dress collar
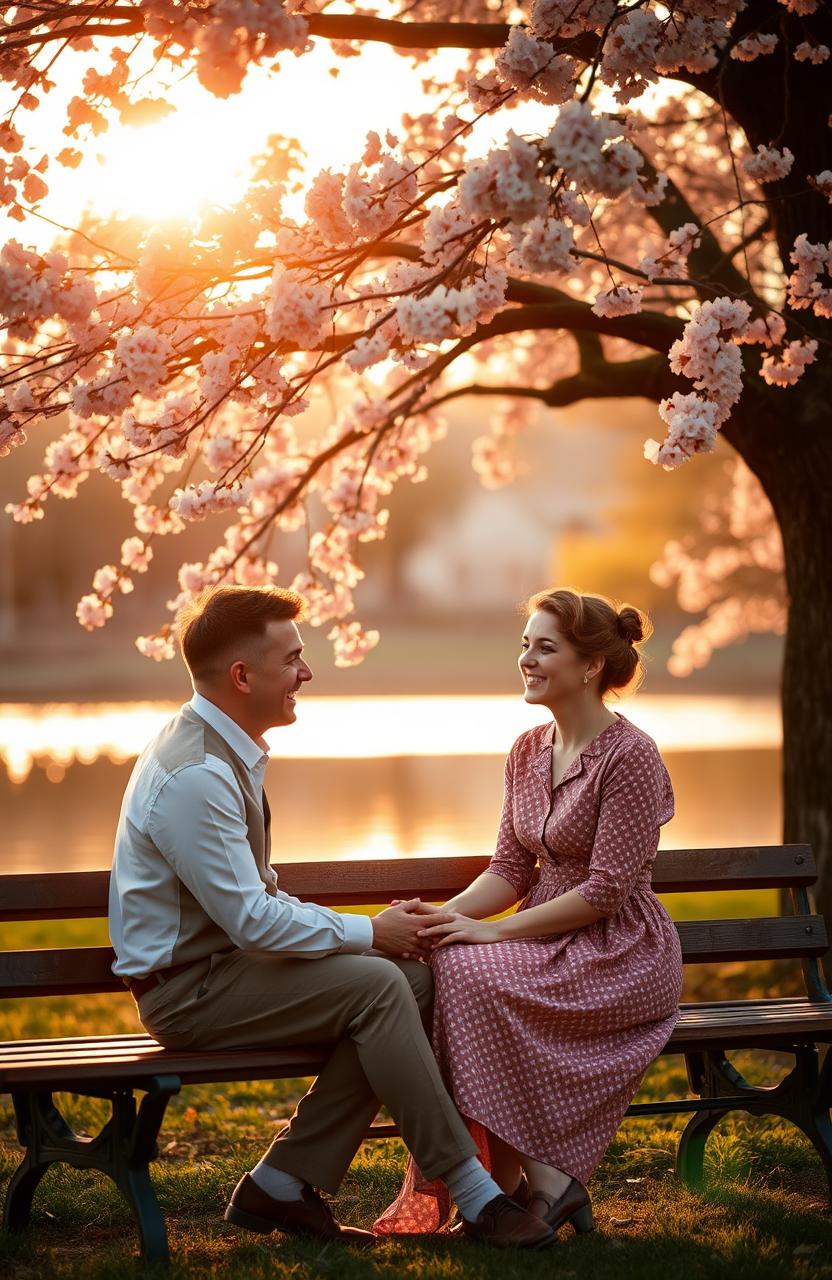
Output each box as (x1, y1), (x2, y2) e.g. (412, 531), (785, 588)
(533, 714), (627, 789)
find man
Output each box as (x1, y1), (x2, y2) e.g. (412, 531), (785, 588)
(109, 585), (553, 1249)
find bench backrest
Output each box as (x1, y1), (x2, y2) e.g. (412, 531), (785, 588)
(1, 845), (828, 1000)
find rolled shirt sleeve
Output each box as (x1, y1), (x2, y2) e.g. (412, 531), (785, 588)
(485, 744), (538, 899)
(573, 737), (673, 917)
(148, 759), (374, 957)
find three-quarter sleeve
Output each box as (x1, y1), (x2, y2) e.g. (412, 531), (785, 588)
(573, 737), (673, 917)
(485, 744), (538, 898)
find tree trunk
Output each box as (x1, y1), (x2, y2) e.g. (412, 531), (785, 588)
(713, 2), (832, 926)
(776, 453), (832, 930)
(731, 378), (832, 930)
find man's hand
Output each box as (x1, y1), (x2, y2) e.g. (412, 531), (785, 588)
(371, 899), (455, 959)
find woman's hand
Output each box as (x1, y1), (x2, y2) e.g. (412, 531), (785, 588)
(418, 913), (504, 948)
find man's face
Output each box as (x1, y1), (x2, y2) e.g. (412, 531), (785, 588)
(245, 619), (313, 731)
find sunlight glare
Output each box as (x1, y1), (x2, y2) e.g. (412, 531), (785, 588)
(93, 106), (253, 221)
(0, 695), (781, 781)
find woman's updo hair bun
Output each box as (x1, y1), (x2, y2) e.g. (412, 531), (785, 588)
(525, 588), (652, 697)
(617, 606), (644, 645)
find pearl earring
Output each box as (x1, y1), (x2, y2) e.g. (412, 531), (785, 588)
(583, 673), (589, 685)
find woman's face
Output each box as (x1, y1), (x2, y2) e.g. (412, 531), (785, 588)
(519, 610), (593, 708)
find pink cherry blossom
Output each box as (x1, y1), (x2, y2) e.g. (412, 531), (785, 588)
(265, 265), (330, 349)
(788, 233), (832, 318)
(600, 10), (662, 101)
(530, 0), (615, 41)
(327, 620), (380, 667)
(591, 285), (643, 317)
(645, 392), (721, 469)
(794, 40), (830, 62)
(121, 536), (154, 573)
(494, 28), (576, 104)
(742, 145), (794, 183)
(459, 131), (548, 223)
(76, 593), (113, 630)
(759, 338), (818, 387)
(115, 326), (173, 395)
(472, 434), (519, 488)
(510, 216), (575, 275)
(640, 223), (700, 280)
(812, 170), (832, 202)
(731, 33), (778, 61)
(135, 632), (176, 662)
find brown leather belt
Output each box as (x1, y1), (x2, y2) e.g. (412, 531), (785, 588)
(125, 961), (195, 1001)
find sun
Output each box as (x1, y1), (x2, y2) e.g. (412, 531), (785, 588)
(92, 98), (256, 222)
(16, 42), (466, 235)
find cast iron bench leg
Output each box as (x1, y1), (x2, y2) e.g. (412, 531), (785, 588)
(675, 1052), (722, 1189)
(678, 1047), (832, 1201)
(4, 1091), (76, 1233)
(783, 1045), (832, 1200)
(2, 1076), (180, 1264)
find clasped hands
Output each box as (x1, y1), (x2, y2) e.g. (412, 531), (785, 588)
(371, 897), (503, 960)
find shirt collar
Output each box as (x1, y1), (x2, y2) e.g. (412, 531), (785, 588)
(188, 692), (269, 774)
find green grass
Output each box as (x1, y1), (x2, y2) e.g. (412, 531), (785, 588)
(1, 909), (830, 1278)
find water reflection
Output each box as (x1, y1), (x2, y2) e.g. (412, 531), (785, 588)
(0, 695), (782, 874)
(0, 694), (779, 782)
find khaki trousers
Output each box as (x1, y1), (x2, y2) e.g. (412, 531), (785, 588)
(136, 948), (477, 1193)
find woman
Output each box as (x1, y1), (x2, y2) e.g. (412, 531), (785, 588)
(375, 589), (682, 1237)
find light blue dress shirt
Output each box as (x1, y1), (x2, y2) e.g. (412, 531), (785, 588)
(110, 692), (374, 977)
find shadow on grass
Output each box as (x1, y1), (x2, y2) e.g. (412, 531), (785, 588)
(0, 1154), (830, 1280)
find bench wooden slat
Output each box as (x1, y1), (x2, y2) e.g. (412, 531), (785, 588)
(0, 1045), (332, 1089)
(675, 915), (828, 960)
(0, 846), (817, 922)
(652, 845), (815, 891)
(1, 912), (827, 998)
(3, 998), (831, 1090)
(0, 947), (125, 997)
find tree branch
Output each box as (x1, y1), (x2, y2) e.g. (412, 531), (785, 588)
(420, 353), (675, 415)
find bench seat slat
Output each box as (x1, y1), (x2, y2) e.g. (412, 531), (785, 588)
(3, 1000), (832, 1089)
(0, 846), (817, 923)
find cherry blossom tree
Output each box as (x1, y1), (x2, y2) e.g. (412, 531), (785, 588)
(1, 0), (831, 913)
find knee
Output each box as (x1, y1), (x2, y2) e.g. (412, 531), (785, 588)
(349, 960), (417, 1034)
(368, 958), (414, 1006)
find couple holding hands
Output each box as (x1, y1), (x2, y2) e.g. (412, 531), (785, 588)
(109, 583), (682, 1251)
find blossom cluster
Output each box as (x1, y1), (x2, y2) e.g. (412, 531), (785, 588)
(651, 460), (785, 676)
(788, 234), (832, 319)
(742, 145), (794, 184)
(0, 0), (828, 675)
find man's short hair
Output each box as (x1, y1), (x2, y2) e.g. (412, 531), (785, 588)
(175, 585), (305, 682)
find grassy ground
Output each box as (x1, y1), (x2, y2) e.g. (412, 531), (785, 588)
(1, 912), (830, 1279)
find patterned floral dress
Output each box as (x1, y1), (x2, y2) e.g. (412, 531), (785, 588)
(375, 713), (682, 1234)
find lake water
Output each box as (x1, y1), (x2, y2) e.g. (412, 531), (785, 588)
(0, 695), (781, 874)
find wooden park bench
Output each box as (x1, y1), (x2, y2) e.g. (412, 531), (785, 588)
(1, 844), (831, 1263)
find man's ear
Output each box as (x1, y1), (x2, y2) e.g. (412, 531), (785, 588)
(228, 659), (250, 693)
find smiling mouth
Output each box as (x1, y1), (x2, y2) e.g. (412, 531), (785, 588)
(523, 675), (545, 686)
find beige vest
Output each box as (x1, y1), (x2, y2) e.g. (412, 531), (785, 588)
(153, 707), (274, 967)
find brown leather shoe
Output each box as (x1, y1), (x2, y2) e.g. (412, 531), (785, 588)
(528, 1179), (594, 1234)
(224, 1173), (375, 1246)
(448, 1174), (532, 1236)
(461, 1193), (556, 1249)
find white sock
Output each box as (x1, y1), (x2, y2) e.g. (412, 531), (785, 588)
(443, 1156), (503, 1223)
(250, 1159), (305, 1202)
